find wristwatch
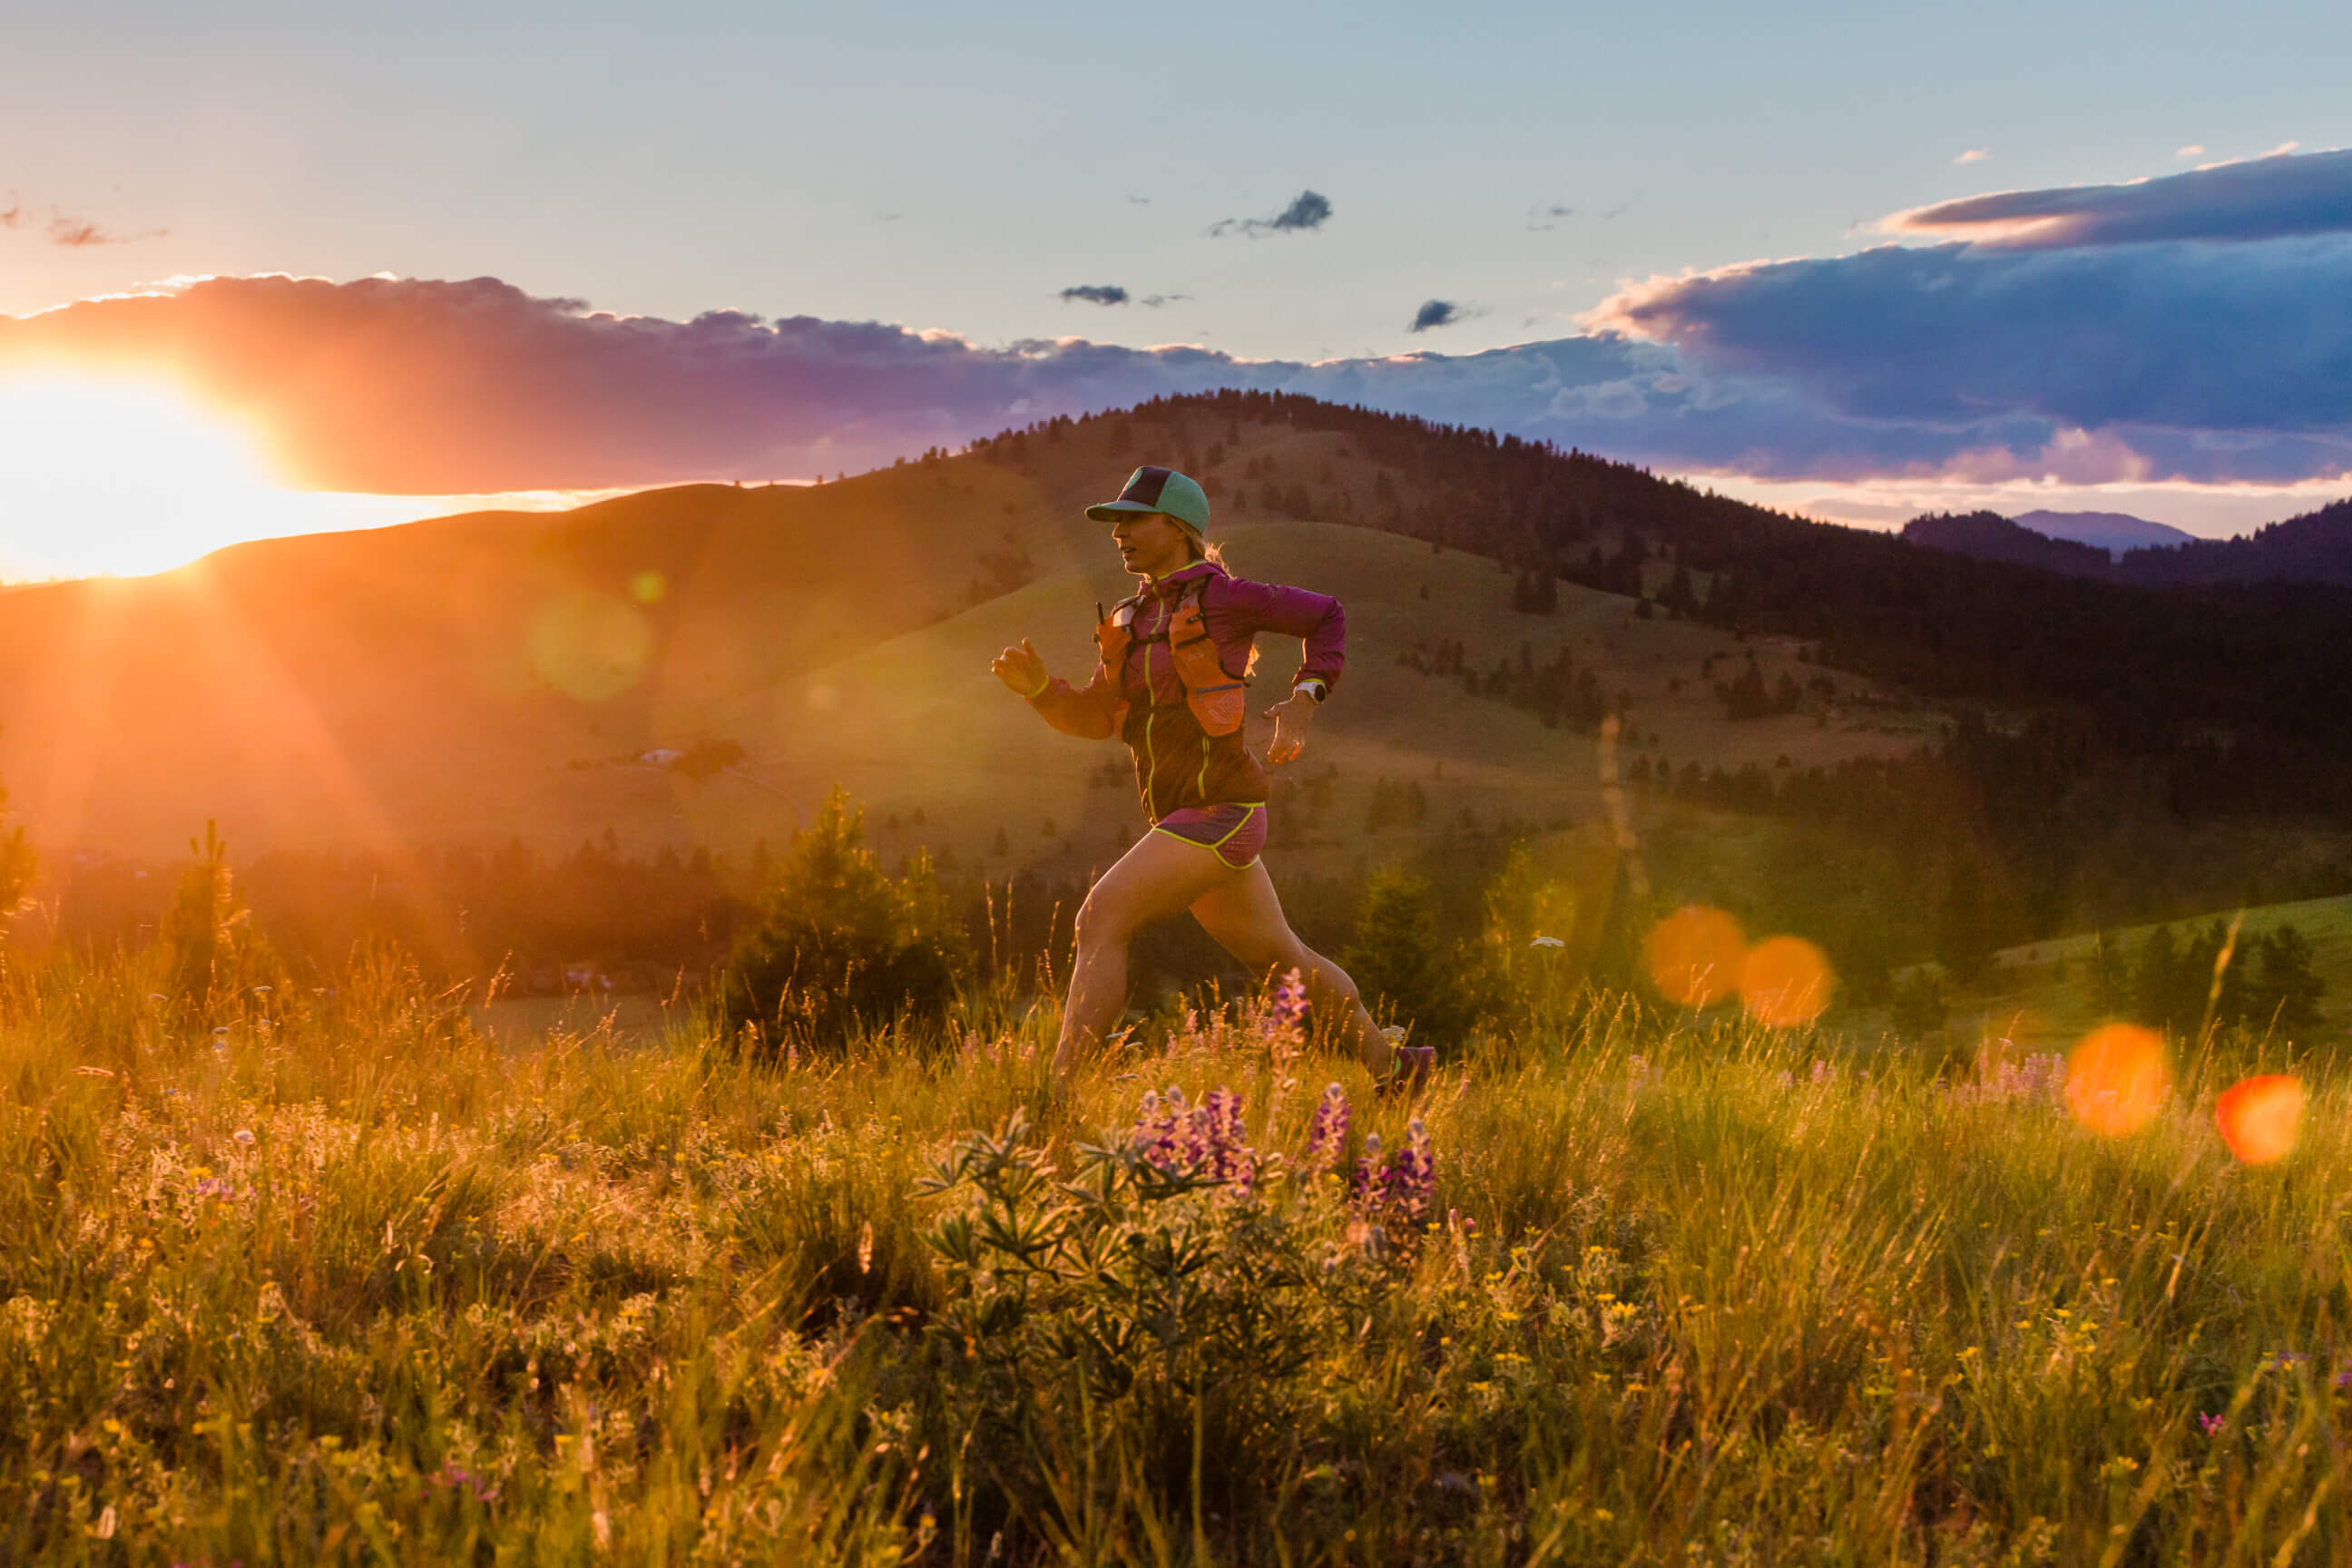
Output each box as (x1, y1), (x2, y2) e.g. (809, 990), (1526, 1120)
(1294, 678), (1328, 705)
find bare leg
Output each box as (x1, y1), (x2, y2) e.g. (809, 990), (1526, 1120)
(1189, 859), (1399, 1078)
(1054, 830), (1243, 1086)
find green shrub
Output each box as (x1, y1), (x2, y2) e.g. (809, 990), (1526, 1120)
(1341, 867), (1490, 1047)
(1478, 838), (1609, 1043)
(1889, 966), (1949, 1043)
(158, 820), (283, 1028)
(720, 787), (971, 1050)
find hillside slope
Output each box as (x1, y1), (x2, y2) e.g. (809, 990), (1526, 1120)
(0, 403), (1927, 858)
(2, 386), (2345, 880)
(707, 520), (1924, 873)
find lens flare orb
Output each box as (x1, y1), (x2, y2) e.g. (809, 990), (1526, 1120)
(2064, 1024), (2171, 1137)
(1643, 906), (1748, 1009)
(1740, 936), (1837, 1027)
(2215, 1074), (2305, 1165)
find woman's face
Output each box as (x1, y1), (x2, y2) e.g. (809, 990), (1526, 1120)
(1111, 511), (1195, 579)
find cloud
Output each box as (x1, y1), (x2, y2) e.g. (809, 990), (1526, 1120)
(7, 248), (2350, 496)
(1408, 299), (1460, 333)
(1207, 189), (1332, 238)
(1593, 234), (2352, 444)
(2177, 145), (2206, 160)
(0, 273), (1818, 492)
(1057, 285), (1189, 308)
(44, 209), (164, 248)
(0, 200), (18, 230)
(1888, 145), (2352, 247)
(1525, 202), (1574, 230)
(1954, 149), (1990, 165)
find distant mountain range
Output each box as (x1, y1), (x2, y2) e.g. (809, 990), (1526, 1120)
(1902, 499), (2352, 587)
(2010, 510), (2196, 557)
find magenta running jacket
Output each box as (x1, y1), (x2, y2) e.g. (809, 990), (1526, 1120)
(1025, 560), (1346, 823)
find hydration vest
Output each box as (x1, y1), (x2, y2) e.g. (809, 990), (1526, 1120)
(1094, 577), (1248, 737)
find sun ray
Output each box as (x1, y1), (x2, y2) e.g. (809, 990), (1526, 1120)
(0, 373), (436, 580)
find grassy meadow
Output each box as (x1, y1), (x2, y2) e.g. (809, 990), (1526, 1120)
(731, 518), (1932, 877)
(5, 944), (2347, 1565)
(1958, 895), (2352, 1055)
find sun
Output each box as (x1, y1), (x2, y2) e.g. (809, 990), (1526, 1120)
(0, 374), (412, 580)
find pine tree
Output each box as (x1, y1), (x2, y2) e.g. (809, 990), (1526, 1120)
(1343, 868), (1486, 1047)
(2248, 925), (2325, 1034)
(1936, 859), (1995, 987)
(720, 788), (971, 1050)
(2131, 926), (2182, 1031)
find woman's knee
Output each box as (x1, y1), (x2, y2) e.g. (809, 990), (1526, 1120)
(1073, 892), (1139, 951)
(1219, 934), (1297, 975)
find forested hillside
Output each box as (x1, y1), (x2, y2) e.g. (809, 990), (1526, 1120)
(3, 388), (2347, 995)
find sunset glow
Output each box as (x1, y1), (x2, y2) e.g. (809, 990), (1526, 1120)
(0, 374), (579, 581)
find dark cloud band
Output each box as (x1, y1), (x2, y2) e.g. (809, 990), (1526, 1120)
(1892, 147), (2352, 248)
(1596, 235), (2352, 435)
(4, 260), (2348, 495)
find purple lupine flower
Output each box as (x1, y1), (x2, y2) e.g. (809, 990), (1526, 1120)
(1132, 1090), (1183, 1172)
(1132, 1085), (1257, 1192)
(1352, 1118), (1437, 1227)
(1388, 1116), (1436, 1224)
(1200, 1088), (1257, 1192)
(1305, 1083), (1351, 1173)
(1269, 968), (1308, 1039)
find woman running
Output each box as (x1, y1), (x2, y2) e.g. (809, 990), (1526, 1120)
(989, 465), (1436, 1094)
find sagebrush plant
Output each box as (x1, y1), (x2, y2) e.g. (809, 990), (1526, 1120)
(2, 934), (2347, 1564)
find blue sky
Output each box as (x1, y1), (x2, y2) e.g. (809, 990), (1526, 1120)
(5, 0), (2352, 553)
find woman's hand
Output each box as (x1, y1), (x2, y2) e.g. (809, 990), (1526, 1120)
(1261, 692), (1316, 767)
(991, 638), (1049, 698)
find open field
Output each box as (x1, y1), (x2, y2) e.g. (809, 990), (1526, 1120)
(1918, 895), (2352, 1057)
(729, 519), (1937, 879)
(5, 953), (2348, 1564)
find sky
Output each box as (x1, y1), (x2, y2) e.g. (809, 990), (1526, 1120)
(5, 0), (2352, 576)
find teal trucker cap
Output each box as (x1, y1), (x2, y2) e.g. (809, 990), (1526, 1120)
(1084, 466), (1210, 535)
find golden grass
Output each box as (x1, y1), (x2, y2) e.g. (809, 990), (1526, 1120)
(3, 949), (2347, 1563)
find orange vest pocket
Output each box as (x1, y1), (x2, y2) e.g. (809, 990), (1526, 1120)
(1188, 682), (1246, 736)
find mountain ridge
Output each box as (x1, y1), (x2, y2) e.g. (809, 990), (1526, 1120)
(2011, 509), (2196, 556)
(2, 389), (2350, 865)
(1900, 497), (2352, 586)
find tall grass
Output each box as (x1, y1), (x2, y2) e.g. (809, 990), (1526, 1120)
(0, 950), (2344, 1563)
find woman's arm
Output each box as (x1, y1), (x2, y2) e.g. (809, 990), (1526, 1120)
(992, 638), (1124, 740)
(1218, 577), (1346, 701)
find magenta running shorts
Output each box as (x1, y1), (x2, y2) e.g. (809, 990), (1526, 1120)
(1153, 802), (1269, 870)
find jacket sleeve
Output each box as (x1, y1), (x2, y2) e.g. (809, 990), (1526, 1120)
(1219, 576), (1347, 699)
(1026, 663), (1125, 740)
